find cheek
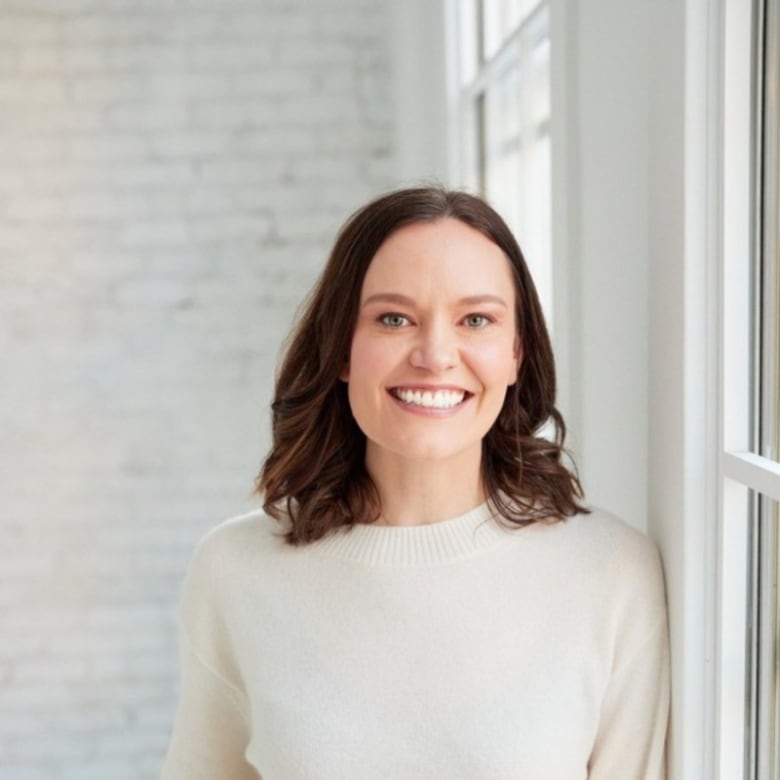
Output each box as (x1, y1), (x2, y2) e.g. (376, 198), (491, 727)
(467, 340), (520, 386)
(345, 336), (396, 433)
(345, 333), (395, 384)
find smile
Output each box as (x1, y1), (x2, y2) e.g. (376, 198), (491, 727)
(390, 387), (469, 409)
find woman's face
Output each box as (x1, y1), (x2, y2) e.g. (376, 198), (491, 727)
(341, 217), (521, 469)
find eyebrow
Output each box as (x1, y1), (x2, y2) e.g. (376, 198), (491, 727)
(361, 293), (508, 308)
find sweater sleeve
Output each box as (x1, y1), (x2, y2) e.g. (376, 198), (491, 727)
(160, 633), (260, 780)
(587, 540), (671, 779)
(160, 527), (261, 780)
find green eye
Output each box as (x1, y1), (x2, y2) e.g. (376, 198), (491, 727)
(464, 314), (490, 328)
(379, 313), (409, 328)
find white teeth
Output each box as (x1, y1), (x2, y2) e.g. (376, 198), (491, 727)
(393, 388), (466, 409)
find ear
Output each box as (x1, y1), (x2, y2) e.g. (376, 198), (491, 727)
(507, 339), (523, 386)
(339, 362), (349, 382)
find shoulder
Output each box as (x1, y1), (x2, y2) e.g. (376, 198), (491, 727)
(560, 507), (661, 568)
(184, 508), (290, 592)
(524, 507), (666, 613)
(177, 509), (292, 637)
(197, 507), (286, 554)
(546, 506), (661, 562)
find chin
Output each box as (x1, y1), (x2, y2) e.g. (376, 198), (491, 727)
(382, 438), (483, 465)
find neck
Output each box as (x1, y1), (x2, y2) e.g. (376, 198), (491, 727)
(365, 446), (486, 526)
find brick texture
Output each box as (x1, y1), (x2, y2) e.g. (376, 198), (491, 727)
(0, 2), (395, 777)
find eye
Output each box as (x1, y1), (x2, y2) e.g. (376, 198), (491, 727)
(378, 312), (411, 328)
(463, 313), (492, 328)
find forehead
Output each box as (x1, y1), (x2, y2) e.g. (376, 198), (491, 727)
(361, 218), (515, 297)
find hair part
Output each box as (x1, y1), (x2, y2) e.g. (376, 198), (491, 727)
(256, 186), (588, 545)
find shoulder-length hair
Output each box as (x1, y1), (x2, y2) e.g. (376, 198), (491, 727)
(257, 186), (587, 544)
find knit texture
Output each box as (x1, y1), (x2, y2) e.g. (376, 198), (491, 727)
(161, 503), (669, 779)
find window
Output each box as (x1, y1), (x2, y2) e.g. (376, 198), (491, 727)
(721, 0), (780, 776)
(450, 0), (553, 325)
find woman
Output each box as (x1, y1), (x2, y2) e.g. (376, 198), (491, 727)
(161, 187), (669, 779)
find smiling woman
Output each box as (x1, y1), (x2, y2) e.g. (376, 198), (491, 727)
(260, 186), (585, 542)
(160, 187), (670, 780)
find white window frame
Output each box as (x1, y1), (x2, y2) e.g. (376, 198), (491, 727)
(720, 0), (780, 775)
(671, 0), (780, 776)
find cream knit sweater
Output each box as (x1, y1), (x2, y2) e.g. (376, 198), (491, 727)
(161, 503), (669, 779)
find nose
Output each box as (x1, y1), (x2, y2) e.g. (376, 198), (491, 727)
(409, 322), (458, 373)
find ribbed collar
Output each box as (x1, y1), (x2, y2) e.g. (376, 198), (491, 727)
(310, 501), (521, 567)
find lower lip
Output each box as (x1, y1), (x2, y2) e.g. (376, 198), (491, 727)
(387, 391), (472, 417)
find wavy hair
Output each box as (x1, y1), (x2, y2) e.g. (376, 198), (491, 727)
(257, 186), (587, 544)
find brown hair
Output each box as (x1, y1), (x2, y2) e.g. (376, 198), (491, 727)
(257, 186), (587, 544)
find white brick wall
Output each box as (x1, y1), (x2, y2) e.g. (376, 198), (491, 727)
(0, 2), (396, 777)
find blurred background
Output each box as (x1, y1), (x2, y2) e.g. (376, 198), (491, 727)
(3, 0), (776, 778)
(0, 2), (398, 777)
